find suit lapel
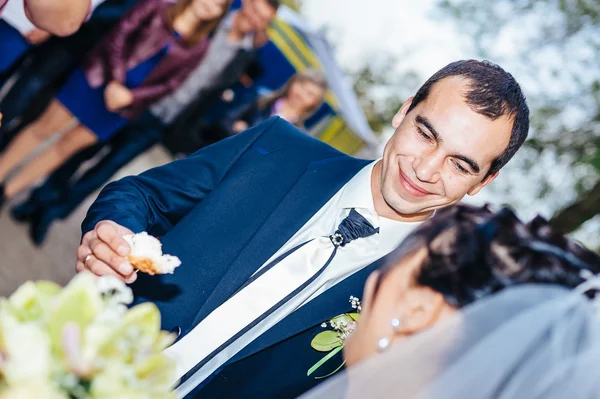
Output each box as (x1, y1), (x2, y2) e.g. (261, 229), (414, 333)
(230, 258), (386, 363)
(191, 156), (371, 326)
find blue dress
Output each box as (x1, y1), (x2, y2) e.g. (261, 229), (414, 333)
(0, 20), (30, 72)
(56, 35), (176, 142)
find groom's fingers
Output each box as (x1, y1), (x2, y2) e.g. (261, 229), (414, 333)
(95, 220), (131, 257)
(88, 236), (133, 277)
(85, 254), (128, 280)
(76, 221), (136, 282)
(75, 260), (86, 273)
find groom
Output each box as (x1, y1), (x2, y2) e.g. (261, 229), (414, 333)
(76, 60), (529, 398)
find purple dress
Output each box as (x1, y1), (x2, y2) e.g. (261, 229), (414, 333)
(56, 33), (177, 142)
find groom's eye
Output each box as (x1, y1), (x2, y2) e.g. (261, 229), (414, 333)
(452, 160), (469, 174)
(417, 127), (433, 142)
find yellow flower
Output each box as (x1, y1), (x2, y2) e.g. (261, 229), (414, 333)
(0, 315), (51, 386)
(0, 383), (68, 399)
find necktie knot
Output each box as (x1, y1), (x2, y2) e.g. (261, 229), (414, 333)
(329, 208), (379, 247)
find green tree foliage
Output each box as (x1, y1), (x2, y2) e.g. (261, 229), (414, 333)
(438, 0), (600, 234)
(347, 55), (420, 134)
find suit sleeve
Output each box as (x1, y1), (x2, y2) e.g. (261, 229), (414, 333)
(81, 117), (281, 238)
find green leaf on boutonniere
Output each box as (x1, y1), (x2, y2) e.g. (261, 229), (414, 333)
(311, 330), (342, 352)
(348, 312), (359, 321)
(315, 359), (346, 380)
(307, 345), (344, 377)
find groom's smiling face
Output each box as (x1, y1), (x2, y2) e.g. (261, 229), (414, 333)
(376, 76), (513, 220)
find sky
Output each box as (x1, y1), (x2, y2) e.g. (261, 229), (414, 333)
(302, 0), (473, 77)
(299, 0), (600, 248)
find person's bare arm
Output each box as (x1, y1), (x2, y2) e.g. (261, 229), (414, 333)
(24, 0), (90, 37)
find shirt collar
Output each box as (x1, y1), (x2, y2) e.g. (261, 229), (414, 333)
(338, 160), (378, 213)
(339, 160), (429, 253)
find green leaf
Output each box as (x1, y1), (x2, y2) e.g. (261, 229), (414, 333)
(307, 345), (344, 377)
(311, 331), (342, 352)
(348, 312), (360, 321)
(315, 359), (346, 380)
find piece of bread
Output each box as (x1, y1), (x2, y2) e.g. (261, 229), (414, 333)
(123, 232), (181, 275)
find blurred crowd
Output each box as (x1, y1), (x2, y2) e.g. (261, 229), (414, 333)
(0, 0), (328, 245)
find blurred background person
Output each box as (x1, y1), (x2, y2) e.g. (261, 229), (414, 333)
(7, 0), (279, 245)
(0, 0), (142, 144)
(196, 68), (328, 149)
(0, 0), (233, 207)
(149, 0), (281, 155)
(227, 69), (327, 133)
(0, 0), (91, 37)
(0, 0), (108, 80)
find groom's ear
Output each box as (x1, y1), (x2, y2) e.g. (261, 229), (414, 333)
(467, 171), (499, 196)
(392, 96), (414, 129)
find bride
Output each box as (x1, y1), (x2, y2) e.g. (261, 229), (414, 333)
(304, 203), (600, 398)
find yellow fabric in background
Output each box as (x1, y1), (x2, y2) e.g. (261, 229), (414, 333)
(267, 18), (366, 154)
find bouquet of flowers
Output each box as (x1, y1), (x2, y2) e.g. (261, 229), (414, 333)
(0, 272), (176, 399)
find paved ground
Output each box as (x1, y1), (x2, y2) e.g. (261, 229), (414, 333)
(0, 145), (172, 297)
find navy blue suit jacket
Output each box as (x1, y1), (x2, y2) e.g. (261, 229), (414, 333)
(82, 117), (390, 398)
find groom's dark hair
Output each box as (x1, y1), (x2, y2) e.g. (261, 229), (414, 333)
(382, 204), (600, 308)
(408, 60), (530, 178)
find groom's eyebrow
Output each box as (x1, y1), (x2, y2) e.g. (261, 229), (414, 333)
(416, 115), (441, 141)
(416, 115), (481, 174)
(455, 155), (480, 173)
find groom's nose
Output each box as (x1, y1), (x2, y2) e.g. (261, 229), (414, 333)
(413, 152), (442, 184)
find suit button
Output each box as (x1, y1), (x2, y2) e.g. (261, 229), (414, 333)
(171, 326), (182, 340)
(166, 326), (182, 348)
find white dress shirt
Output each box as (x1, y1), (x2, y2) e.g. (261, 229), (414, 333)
(167, 160), (422, 397)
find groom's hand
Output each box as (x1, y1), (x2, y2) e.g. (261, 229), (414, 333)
(76, 220), (137, 283)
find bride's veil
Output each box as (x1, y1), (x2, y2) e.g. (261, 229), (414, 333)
(300, 284), (600, 399)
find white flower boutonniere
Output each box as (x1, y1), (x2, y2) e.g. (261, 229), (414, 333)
(307, 296), (361, 379)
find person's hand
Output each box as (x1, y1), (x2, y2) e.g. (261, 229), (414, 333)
(239, 73), (254, 88)
(104, 81), (134, 112)
(232, 120), (249, 134)
(76, 220), (137, 283)
(24, 28), (52, 44)
(221, 89), (235, 102)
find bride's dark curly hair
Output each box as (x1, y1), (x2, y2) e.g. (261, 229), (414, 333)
(383, 204), (600, 308)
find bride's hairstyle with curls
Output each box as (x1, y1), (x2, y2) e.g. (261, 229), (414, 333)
(382, 204), (600, 308)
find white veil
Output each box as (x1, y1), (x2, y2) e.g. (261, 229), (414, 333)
(300, 283), (600, 399)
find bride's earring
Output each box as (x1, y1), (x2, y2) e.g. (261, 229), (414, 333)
(377, 336), (390, 352)
(377, 317), (402, 352)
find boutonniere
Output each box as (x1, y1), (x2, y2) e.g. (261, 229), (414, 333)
(307, 296), (362, 379)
